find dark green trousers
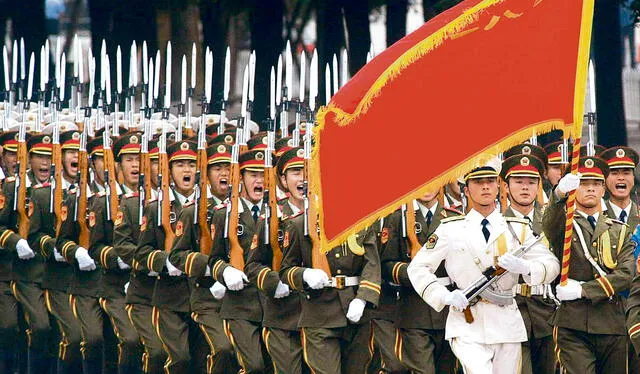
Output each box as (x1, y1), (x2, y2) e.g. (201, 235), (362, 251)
(44, 289), (82, 367)
(100, 297), (142, 370)
(126, 303), (166, 374)
(396, 328), (454, 374)
(11, 281), (51, 352)
(301, 323), (373, 374)
(521, 335), (556, 374)
(153, 307), (207, 374)
(554, 326), (627, 374)
(69, 294), (105, 367)
(370, 319), (406, 373)
(223, 319), (269, 373)
(262, 327), (303, 374)
(191, 310), (237, 374)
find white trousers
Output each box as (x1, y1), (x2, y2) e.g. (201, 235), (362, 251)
(450, 337), (522, 374)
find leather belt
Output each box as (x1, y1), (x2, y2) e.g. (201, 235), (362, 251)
(327, 276), (359, 290)
(514, 284), (546, 297)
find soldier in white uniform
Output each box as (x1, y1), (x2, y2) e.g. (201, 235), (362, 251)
(407, 160), (559, 374)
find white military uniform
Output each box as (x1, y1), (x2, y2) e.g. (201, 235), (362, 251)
(407, 208), (559, 374)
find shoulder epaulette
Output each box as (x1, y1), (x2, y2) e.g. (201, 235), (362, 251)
(183, 200), (195, 207)
(606, 218), (626, 226)
(505, 217), (529, 225)
(124, 192), (139, 199)
(441, 215), (465, 223)
(96, 191), (107, 197)
(443, 206), (463, 215)
(285, 211), (303, 220)
(32, 182), (51, 189)
(214, 202), (227, 211)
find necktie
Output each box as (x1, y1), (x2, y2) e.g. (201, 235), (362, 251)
(481, 219), (490, 242)
(252, 205), (260, 222)
(619, 210), (627, 223)
(525, 216), (533, 229)
(426, 210), (433, 226)
(587, 215), (597, 229)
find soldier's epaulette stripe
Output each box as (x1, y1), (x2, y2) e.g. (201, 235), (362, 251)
(32, 182), (51, 189)
(505, 217), (529, 225)
(443, 207), (463, 215)
(212, 259), (226, 281)
(147, 250), (161, 273)
(0, 230), (13, 247)
(596, 276), (614, 298)
(392, 262), (406, 285)
(286, 267), (301, 290)
(359, 280), (381, 294)
(257, 268), (270, 291)
(441, 216), (465, 224)
(101, 246), (113, 267)
(185, 253), (197, 277)
(96, 191), (107, 197)
(606, 218), (626, 226)
(124, 192), (139, 199)
(629, 323), (640, 338)
(214, 203), (227, 211)
(183, 200), (195, 207)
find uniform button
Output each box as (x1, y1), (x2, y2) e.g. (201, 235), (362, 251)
(335, 253), (340, 258)
(592, 243), (597, 247)
(337, 269), (342, 274)
(196, 283), (200, 287)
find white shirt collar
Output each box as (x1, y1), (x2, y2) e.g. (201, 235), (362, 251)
(608, 200), (632, 221)
(173, 189), (196, 205)
(510, 207), (534, 222)
(288, 200), (301, 215)
(241, 197), (262, 214)
(577, 210), (599, 221)
(417, 201), (438, 219)
(467, 208), (502, 228)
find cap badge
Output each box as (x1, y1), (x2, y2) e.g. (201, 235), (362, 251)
(585, 159), (594, 168)
(180, 142), (190, 151)
(217, 145), (226, 153)
(616, 148), (625, 158)
(43, 136), (51, 144)
(522, 146), (531, 155)
(297, 149), (305, 158)
(287, 139), (294, 147)
(72, 132), (80, 140)
(130, 135), (139, 144)
(520, 157), (530, 166)
(256, 152), (264, 161)
(224, 135), (233, 144)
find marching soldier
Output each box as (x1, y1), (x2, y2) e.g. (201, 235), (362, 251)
(168, 142), (237, 373)
(135, 139), (205, 373)
(114, 137), (168, 373)
(209, 149), (269, 373)
(381, 190), (461, 374)
(500, 148), (557, 374)
(407, 161), (559, 373)
(29, 129), (83, 373)
(56, 134), (109, 374)
(545, 156), (634, 374)
(0, 131), (19, 177)
(245, 147), (305, 373)
(90, 132), (144, 373)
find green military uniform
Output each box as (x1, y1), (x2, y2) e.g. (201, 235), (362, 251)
(280, 214), (381, 374)
(381, 201), (459, 374)
(170, 200), (237, 374)
(6, 134), (56, 373)
(543, 156), (634, 374)
(29, 180), (83, 373)
(135, 140), (206, 374)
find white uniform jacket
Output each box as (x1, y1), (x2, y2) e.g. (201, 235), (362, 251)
(407, 208), (559, 344)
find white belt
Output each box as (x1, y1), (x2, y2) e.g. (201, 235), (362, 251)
(514, 284), (546, 297)
(437, 277), (451, 286)
(327, 276), (359, 289)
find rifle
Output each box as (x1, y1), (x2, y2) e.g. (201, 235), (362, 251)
(14, 117), (29, 238)
(461, 234), (546, 323)
(74, 112), (90, 247)
(226, 121), (245, 270)
(266, 67), (283, 271)
(157, 112), (174, 252)
(195, 99), (212, 255)
(50, 54), (64, 221)
(138, 58), (155, 224)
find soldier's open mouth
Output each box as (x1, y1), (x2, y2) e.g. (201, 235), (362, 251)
(255, 186), (263, 193)
(296, 185), (304, 193)
(183, 176), (191, 183)
(219, 178), (228, 186)
(615, 183), (627, 191)
(71, 162), (78, 168)
(40, 167), (48, 173)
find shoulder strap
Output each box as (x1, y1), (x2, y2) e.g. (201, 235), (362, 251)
(573, 221), (608, 277)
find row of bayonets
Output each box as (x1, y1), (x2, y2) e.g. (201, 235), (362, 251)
(0, 37), (361, 141)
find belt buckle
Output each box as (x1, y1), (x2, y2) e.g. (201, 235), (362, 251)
(521, 284), (531, 297)
(334, 275), (346, 290)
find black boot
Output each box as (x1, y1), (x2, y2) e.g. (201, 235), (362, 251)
(27, 348), (51, 374)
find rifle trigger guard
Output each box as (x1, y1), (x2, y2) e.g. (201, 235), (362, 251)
(237, 224), (244, 236)
(169, 212), (177, 224)
(414, 222), (422, 234)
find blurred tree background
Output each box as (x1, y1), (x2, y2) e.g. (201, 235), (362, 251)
(0, 0), (637, 144)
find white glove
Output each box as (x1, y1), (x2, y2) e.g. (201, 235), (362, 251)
(442, 290), (469, 311)
(165, 258), (182, 276)
(53, 247), (65, 262)
(274, 281), (290, 299)
(75, 247), (96, 271)
(205, 265), (211, 277)
(222, 267), (248, 291)
(124, 282), (130, 294)
(346, 298), (366, 323)
(210, 281), (226, 300)
(556, 173), (580, 196)
(303, 268), (330, 290)
(16, 239), (35, 260)
(497, 253), (531, 275)
(148, 270), (159, 277)
(556, 279), (583, 301)
(117, 257), (131, 270)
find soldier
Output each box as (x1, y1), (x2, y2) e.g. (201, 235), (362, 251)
(89, 132), (144, 373)
(381, 189), (461, 374)
(56, 134), (109, 374)
(0, 134), (53, 373)
(0, 131), (19, 177)
(279, 218), (381, 373)
(407, 160), (559, 373)
(600, 146), (640, 228)
(169, 142), (237, 373)
(543, 141), (569, 199)
(135, 140), (204, 374)
(545, 156), (634, 374)
(245, 147), (305, 374)
(209, 149), (269, 373)
(28, 129), (83, 373)
(500, 149), (557, 374)
(114, 137), (168, 373)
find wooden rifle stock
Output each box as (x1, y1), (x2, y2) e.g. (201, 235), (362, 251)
(76, 149), (90, 247)
(52, 139), (64, 233)
(499, 177), (508, 214)
(227, 160), (244, 270)
(158, 150), (175, 252)
(103, 144), (120, 222)
(197, 148), (212, 255)
(406, 203), (422, 258)
(265, 162), (283, 271)
(15, 137), (29, 238)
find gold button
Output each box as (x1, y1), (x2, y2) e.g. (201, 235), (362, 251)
(335, 253), (340, 258)
(337, 269), (342, 274)
(592, 243), (597, 247)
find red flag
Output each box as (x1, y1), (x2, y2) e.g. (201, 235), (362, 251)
(313, 0), (594, 249)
